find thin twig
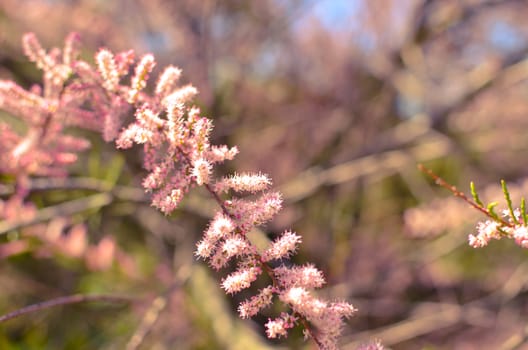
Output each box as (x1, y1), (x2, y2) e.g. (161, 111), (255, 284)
(0, 294), (135, 323)
(280, 135), (451, 202)
(126, 266), (191, 350)
(0, 177), (146, 202)
(126, 296), (167, 350)
(0, 193), (113, 235)
(417, 164), (512, 227)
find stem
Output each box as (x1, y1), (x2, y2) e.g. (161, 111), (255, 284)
(418, 164), (513, 227)
(126, 267), (191, 350)
(0, 294), (134, 323)
(0, 192), (113, 235)
(179, 148), (323, 347)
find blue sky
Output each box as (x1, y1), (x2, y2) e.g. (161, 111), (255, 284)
(310, 0), (361, 31)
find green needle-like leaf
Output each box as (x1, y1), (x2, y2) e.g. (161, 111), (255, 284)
(470, 181), (484, 207)
(501, 180), (519, 224)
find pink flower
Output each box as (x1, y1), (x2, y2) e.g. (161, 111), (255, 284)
(192, 158), (212, 185)
(214, 172), (272, 194)
(468, 220), (501, 248)
(513, 225), (528, 248)
(280, 287), (356, 349)
(155, 66), (182, 97)
(205, 213), (235, 242)
(274, 264), (325, 289)
(262, 230), (302, 262)
(238, 286), (274, 319)
(128, 54), (155, 104)
(265, 313), (297, 339)
(96, 49), (119, 92)
(22, 33), (54, 71)
(221, 266), (262, 294)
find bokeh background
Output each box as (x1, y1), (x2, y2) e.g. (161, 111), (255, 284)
(2, 0), (528, 349)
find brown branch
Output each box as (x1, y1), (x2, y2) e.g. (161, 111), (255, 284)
(125, 266), (191, 350)
(0, 294), (135, 323)
(0, 177), (146, 202)
(417, 164), (513, 227)
(0, 192), (113, 235)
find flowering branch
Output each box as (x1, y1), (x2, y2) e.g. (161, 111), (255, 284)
(418, 164), (528, 249)
(0, 33), (357, 349)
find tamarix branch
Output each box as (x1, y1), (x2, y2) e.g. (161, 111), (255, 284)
(0, 33), (361, 349)
(419, 164), (528, 249)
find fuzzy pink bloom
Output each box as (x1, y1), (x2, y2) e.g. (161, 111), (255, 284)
(262, 230), (302, 262)
(116, 123), (145, 147)
(142, 160), (173, 191)
(280, 287), (356, 350)
(220, 236), (252, 260)
(214, 172), (272, 194)
(151, 187), (184, 215)
(205, 145), (239, 163)
(155, 65), (182, 97)
(22, 33), (54, 71)
(115, 50), (135, 76)
(221, 266), (262, 294)
(165, 85), (198, 105)
(205, 212), (235, 242)
(115, 107), (162, 146)
(137, 107), (164, 130)
(0, 80), (46, 123)
(96, 49), (119, 92)
(274, 264), (325, 289)
(192, 158), (212, 185)
(166, 110), (185, 146)
(209, 248), (231, 270)
(238, 286), (274, 319)
(196, 213), (237, 262)
(227, 191), (283, 231)
(209, 236), (254, 270)
(115, 126), (137, 149)
(190, 116), (212, 151)
(62, 32), (81, 66)
(513, 225), (528, 248)
(117, 107), (165, 146)
(468, 220), (500, 248)
(133, 127), (153, 145)
(195, 239), (216, 260)
(128, 54), (155, 104)
(280, 287), (326, 319)
(265, 318), (288, 339)
(265, 313), (297, 339)
(0, 74), (94, 177)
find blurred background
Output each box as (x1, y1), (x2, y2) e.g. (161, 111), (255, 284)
(2, 0), (528, 349)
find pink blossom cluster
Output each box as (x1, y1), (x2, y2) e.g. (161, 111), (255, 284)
(0, 33), (90, 178)
(0, 33), (358, 349)
(195, 175), (356, 348)
(468, 209), (528, 249)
